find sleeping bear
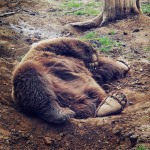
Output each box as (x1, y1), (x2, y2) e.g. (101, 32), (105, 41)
(12, 37), (129, 124)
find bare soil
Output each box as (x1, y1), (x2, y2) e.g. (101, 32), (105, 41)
(0, 0), (150, 149)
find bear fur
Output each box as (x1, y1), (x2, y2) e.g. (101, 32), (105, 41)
(12, 37), (128, 124)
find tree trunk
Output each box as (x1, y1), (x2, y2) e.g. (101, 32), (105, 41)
(70, 0), (142, 29)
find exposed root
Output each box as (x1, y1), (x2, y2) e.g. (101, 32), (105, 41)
(136, 0), (143, 14)
(70, 14), (103, 29)
(69, 0), (143, 30)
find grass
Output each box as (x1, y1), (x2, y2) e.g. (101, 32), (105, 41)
(142, 3), (150, 14)
(59, 1), (150, 16)
(144, 46), (150, 51)
(82, 31), (98, 40)
(81, 31), (122, 52)
(137, 145), (149, 150)
(60, 0), (103, 16)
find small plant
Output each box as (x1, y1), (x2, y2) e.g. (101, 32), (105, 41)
(137, 145), (148, 150)
(74, 9), (99, 16)
(144, 46), (150, 51)
(62, 1), (81, 9)
(142, 3), (150, 14)
(81, 31), (122, 52)
(82, 31), (98, 40)
(98, 36), (112, 46)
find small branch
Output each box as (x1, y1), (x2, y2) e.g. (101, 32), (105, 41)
(0, 12), (15, 17)
(63, 32), (71, 37)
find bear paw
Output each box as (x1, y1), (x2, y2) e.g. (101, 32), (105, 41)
(116, 58), (130, 72)
(96, 92), (127, 117)
(52, 108), (75, 124)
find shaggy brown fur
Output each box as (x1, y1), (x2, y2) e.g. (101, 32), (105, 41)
(12, 37), (129, 124)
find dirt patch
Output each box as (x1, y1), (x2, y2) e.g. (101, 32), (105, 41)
(0, 0), (150, 149)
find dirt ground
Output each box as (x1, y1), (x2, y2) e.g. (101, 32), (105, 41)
(0, 0), (150, 149)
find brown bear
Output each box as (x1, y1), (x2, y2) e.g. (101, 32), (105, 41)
(12, 37), (129, 124)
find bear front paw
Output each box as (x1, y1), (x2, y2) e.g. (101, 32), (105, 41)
(52, 108), (75, 124)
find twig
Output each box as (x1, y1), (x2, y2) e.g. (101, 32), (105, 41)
(63, 32), (71, 37)
(0, 12), (15, 17)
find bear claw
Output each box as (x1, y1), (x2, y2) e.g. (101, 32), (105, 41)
(96, 92), (127, 117)
(49, 108), (75, 124)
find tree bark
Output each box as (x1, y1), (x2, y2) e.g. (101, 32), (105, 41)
(70, 0), (142, 29)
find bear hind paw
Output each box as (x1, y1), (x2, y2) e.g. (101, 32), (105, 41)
(96, 92), (127, 117)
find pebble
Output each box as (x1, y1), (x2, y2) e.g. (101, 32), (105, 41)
(123, 32), (128, 35)
(133, 29), (140, 33)
(128, 101), (133, 105)
(44, 137), (53, 145)
(125, 131), (134, 137)
(130, 134), (138, 147)
(140, 68), (143, 72)
(114, 129), (121, 136)
(122, 44), (126, 47)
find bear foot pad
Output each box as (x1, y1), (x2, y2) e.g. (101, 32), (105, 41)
(117, 59), (130, 72)
(96, 93), (127, 117)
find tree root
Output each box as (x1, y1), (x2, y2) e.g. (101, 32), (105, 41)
(70, 14), (103, 29)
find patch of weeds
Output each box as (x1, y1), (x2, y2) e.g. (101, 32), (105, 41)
(74, 9), (99, 16)
(82, 31), (98, 40)
(142, 3), (150, 14)
(61, 0), (103, 16)
(81, 31), (122, 52)
(144, 47), (150, 51)
(98, 37), (113, 52)
(62, 1), (81, 9)
(137, 145), (148, 150)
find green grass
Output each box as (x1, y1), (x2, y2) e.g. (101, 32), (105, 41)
(61, 0), (103, 16)
(137, 145), (149, 150)
(142, 3), (150, 14)
(62, 1), (81, 9)
(82, 31), (98, 40)
(81, 31), (122, 52)
(60, 1), (150, 15)
(144, 46), (150, 51)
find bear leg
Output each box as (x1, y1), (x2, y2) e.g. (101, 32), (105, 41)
(12, 61), (75, 124)
(92, 57), (130, 84)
